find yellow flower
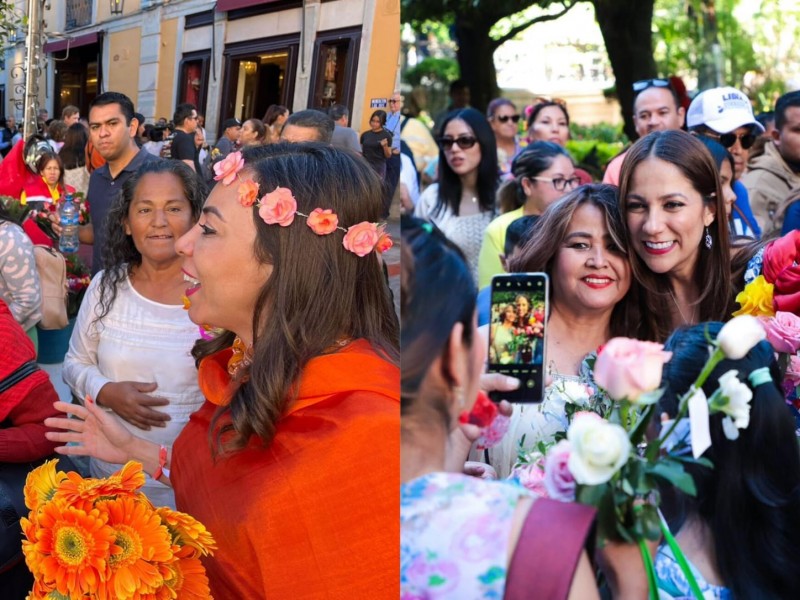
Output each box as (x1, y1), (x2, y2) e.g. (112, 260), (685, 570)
(156, 507), (217, 558)
(100, 495), (175, 599)
(733, 275), (775, 317)
(25, 460), (68, 513)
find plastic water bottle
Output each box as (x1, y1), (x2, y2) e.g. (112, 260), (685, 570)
(58, 195), (80, 254)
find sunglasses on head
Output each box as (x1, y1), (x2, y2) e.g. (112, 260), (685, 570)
(532, 96), (568, 107)
(438, 135), (478, 150)
(493, 114), (521, 123)
(632, 78), (671, 92)
(706, 130), (757, 150)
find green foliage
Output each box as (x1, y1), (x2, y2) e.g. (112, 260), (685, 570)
(0, 2), (24, 46)
(403, 57), (460, 87)
(570, 121), (628, 145)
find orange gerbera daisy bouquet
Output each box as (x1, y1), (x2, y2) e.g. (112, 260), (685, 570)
(21, 460), (216, 600)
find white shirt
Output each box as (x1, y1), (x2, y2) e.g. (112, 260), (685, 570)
(63, 271), (205, 508)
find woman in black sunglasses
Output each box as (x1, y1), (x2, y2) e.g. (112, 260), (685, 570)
(486, 98), (521, 175)
(414, 108), (498, 282)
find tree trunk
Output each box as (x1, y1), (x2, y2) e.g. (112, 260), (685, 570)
(453, 17), (500, 114)
(593, 0), (658, 140)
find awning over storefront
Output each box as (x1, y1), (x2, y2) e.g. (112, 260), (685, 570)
(43, 32), (100, 54)
(216, 0), (281, 11)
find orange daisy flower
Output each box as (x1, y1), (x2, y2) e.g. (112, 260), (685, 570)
(56, 461), (145, 505)
(156, 507), (217, 558)
(28, 502), (115, 598)
(154, 547), (213, 600)
(100, 495), (175, 599)
(24, 459), (68, 513)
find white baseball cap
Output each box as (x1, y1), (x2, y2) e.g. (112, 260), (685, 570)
(686, 86), (764, 133)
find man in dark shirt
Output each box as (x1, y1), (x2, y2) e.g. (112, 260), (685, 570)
(170, 103), (201, 174)
(213, 118), (242, 159)
(81, 91), (160, 275)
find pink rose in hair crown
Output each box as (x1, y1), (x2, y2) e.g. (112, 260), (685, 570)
(593, 337), (672, 403)
(342, 221), (379, 257)
(306, 208), (339, 235)
(213, 151), (245, 186)
(258, 187), (297, 227)
(237, 179), (260, 207)
(760, 311), (800, 354)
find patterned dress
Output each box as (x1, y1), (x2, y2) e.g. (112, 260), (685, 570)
(401, 471), (530, 599)
(655, 544), (731, 599)
(0, 220), (42, 331)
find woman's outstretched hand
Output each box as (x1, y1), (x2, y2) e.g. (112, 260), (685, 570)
(44, 397), (136, 465)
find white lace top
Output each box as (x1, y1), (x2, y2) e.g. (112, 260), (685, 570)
(414, 183), (494, 282)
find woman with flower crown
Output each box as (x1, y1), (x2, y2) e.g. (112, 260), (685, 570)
(654, 322), (800, 598)
(46, 143), (399, 598)
(62, 159), (206, 510)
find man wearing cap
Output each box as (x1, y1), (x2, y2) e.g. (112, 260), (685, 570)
(214, 118), (242, 160)
(603, 78), (685, 186)
(740, 90), (800, 234)
(687, 86), (763, 238)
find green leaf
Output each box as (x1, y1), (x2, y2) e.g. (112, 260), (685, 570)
(649, 461), (697, 496)
(635, 388), (665, 406)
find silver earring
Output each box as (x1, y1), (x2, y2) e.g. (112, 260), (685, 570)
(704, 227), (713, 249)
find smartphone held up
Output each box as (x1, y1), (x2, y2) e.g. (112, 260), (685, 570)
(487, 273), (548, 403)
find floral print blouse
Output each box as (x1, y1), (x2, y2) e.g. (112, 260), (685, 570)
(401, 471), (530, 599)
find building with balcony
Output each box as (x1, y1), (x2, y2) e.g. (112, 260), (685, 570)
(1, 0), (400, 138)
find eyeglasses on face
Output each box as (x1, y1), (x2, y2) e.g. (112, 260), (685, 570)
(493, 114), (521, 124)
(705, 130), (757, 150)
(388, 98), (403, 104)
(530, 175), (581, 191)
(437, 135), (478, 150)
(632, 78), (671, 92)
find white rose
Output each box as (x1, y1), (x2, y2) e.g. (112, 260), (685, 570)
(558, 380), (592, 407)
(567, 412), (631, 485)
(717, 316), (766, 360)
(715, 370), (752, 429)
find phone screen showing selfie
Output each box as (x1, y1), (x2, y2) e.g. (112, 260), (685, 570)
(487, 273), (548, 403)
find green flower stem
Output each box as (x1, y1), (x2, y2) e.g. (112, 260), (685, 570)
(638, 536), (659, 600)
(655, 346), (725, 456)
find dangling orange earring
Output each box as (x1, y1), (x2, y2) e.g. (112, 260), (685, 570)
(227, 336), (254, 379)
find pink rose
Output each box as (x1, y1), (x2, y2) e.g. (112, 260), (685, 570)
(760, 311), (800, 354)
(543, 440), (576, 502)
(342, 221), (379, 257)
(237, 179), (260, 207)
(512, 462), (548, 496)
(213, 151), (245, 186)
(593, 337), (672, 403)
(787, 356), (800, 388)
(306, 208), (339, 235)
(258, 187), (297, 227)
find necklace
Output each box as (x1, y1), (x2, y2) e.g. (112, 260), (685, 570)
(669, 289), (694, 325)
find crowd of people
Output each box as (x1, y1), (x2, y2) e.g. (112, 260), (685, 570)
(401, 78), (800, 599)
(0, 70), (798, 598)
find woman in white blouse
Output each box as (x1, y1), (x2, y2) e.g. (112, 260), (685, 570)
(63, 160), (205, 508)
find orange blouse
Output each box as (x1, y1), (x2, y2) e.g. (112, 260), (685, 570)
(171, 339), (399, 599)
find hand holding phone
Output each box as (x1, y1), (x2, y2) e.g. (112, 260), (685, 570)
(487, 273), (549, 403)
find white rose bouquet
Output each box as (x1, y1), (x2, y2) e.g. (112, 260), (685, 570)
(533, 317), (766, 599)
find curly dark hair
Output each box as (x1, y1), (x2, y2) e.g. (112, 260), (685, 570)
(93, 160), (205, 323)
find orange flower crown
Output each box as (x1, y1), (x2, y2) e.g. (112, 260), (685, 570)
(212, 151), (393, 257)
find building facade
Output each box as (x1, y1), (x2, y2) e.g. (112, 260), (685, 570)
(1, 0), (400, 139)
